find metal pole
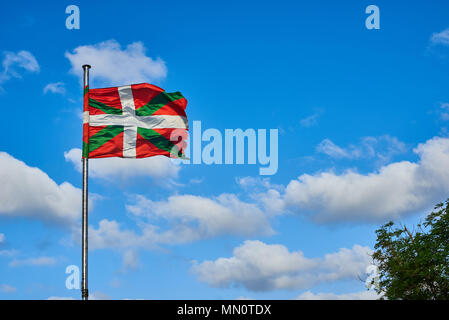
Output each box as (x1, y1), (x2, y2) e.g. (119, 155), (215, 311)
(81, 64), (91, 301)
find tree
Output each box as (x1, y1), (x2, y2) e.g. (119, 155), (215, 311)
(372, 199), (449, 300)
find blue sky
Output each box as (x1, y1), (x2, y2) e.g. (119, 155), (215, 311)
(1, 0), (449, 300)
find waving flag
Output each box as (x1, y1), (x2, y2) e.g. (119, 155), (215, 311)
(82, 83), (188, 159)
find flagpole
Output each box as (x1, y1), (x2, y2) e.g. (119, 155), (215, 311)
(81, 64), (91, 301)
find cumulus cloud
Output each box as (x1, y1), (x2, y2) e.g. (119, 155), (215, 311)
(430, 28), (449, 46)
(0, 50), (39, 86)
(64, 148), (180, 182)
(316, 135), (407, 162)
(65, 40), (167, 87)
(43, 82), (65, 95)
(9, 256), (56, 267)
(192, 240), (372, 291)
(0, 152), (81, 225)
(0, 233), (4, 244)
(88, 193), (273, 251)
(296, 290), (380, 300)
(282, 137), (449, 222)
(127, 194), (274, 239)
(235, 177), (285, 215)
(87, 219), (148, 250)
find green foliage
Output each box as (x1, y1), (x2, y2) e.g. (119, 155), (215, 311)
(372, 199), (449, 300)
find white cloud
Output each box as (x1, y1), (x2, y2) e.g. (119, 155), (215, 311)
(0, 233), (4, 244)
(257, 189), (286, 215)
(430, 28), (449, 46)
(0, 152), (81, 225)
(300, 111), (322, 128)
(282, 136), (449, 222)
(316, 139), (350, 158)
(316, 135), (407, 162)
(234, 136), (449, 223)
(122, 250), (140, 271)
(89, 291), (111, 300)
(127, 194), (274, 240)
(296, 290), (380, 300)
(87, 219), (148, 250)
(9, 256), (56, 267)
(65, 40), (167, 87)
(0, 284), (17, 293)
(47, 296), (75, 300)
(0, 50), (39, 85)
(64, 148), (180, 182)
(235, 177), (285, 215)
(88, 193), (273, 252)
(0, 249), (18, 257)
(43, 82), (65, 95)
(191, 240), (372, 291)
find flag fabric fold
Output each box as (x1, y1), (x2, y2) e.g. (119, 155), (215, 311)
(82, 83), (188, 159)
